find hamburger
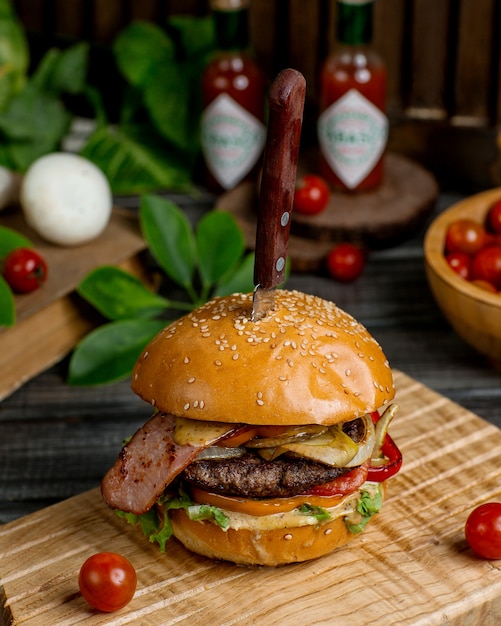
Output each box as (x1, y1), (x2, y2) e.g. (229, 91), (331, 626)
(101, 290), (401, 566)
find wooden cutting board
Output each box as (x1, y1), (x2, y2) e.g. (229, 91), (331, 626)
(1, 370), (500, 626)
(0, 207), (146, 401)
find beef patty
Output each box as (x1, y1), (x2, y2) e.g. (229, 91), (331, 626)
(181, 417), (366, 498)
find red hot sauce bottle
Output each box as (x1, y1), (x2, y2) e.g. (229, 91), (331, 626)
(317, 0), (388, 192)
(201, 0), (266, 193)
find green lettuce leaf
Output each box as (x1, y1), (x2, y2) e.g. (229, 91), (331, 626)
(345, 485), (384, 534)
(298, 503), (331, 523)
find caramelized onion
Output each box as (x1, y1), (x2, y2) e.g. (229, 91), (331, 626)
(245, 425), (328, 448)
(344, 413), (376, 467)
(372, 404), (399, 459)
(196, 446), (246, 460)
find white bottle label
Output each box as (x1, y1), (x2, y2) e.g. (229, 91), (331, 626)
(317, 88), (388, 189)
(201, 93), (266, 190)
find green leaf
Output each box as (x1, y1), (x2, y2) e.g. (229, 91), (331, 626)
(77, 266), (170, 320)
(213, 252), (255, 297)
(80, 124), (194, 194)
(139, 195), (197, 292)
(167, 15), (215, 59)
(143, 64), (195, 152)
(298, 503), (331, 522)
(0, 225), (32, 257)
(0, 274), (14, 326)
(196, 211), (245, 288)
(68, 318), (166, 385)
(31, 42), (89, 96)
(113, 19), (204, 155)
(0, 83), (71, 171)
(113, 21), (176, 87)
(187, 504), (230, 530)
(345, 486), (384, 535)
(0, 1), (29, 110)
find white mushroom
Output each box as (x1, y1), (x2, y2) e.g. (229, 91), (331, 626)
(20, 152), (112, 246)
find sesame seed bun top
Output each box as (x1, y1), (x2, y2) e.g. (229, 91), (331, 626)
(131, 290), (394, 425)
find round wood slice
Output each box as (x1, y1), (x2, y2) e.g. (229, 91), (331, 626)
(216, 151), (438, 272)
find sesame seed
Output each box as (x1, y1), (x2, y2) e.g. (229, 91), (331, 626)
(324, 528), (332, 535)
(193, 400), (199, 408)
(257, 391), (263, 398)
(257, 399), (264, 406)
(184, 403), (190, 410)
(232, 354), (239, 360)
(278, 375), (287, 381)
(345, 369), (351, 376)
(287, 359), (294, 367)
(200, 400), (205, 409)
(215, 360), (222, 366)
(184, 357), (190, 364)
(284, 533), (293, 540)
(188, 377), (196, 383)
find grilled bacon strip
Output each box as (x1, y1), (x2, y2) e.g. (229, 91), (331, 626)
(101, 412), (207, 515)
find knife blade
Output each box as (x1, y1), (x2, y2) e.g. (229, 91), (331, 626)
(252, 68), (306, 321)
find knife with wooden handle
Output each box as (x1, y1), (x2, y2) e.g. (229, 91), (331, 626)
(252, 68), (306, 321)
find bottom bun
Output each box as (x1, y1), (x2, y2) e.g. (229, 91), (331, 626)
(169, 494), (381, 567)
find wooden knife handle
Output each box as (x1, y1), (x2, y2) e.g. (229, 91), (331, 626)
(254, 68), (306, 289)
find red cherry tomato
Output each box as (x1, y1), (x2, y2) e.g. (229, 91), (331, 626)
(2, 247), (48, 293)
(327, 243), (365, 282)
(445, 252), (472, 280)
(471, 245), (501, 289)
(78, 552), (137, 612)
(465, 502), (501, 560)
(444, 219), (488, 255)
(486, 199), (501, 234)
(293, 174), (330, 215)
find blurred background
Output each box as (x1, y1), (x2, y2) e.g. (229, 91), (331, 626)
(11, 0), (501, 192)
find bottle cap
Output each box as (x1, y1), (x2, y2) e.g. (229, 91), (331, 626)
(211, 0), (250, 10)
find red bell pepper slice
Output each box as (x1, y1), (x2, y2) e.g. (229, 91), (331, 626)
(367, 433), (402, 481)
(367, 410), (402, 481)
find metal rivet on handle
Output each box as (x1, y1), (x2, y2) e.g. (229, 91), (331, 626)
(281, 212), (290, 227)
(276, 257), (285, 272)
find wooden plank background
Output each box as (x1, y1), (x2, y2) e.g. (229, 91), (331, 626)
(10, 0), (501, 189)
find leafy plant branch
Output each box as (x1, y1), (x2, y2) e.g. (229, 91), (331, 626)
(67, 195), (257, 387)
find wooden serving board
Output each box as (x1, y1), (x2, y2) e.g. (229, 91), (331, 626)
(0, 207), (146, 401)
(217, 152), (438, 272)
(1, 370), (501, 626)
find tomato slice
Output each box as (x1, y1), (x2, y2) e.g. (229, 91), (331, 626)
(189, 486), (345, 516)
(306, 462), (369, 496)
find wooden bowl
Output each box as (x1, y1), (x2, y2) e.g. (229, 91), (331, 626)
(424, 188), (501, 367)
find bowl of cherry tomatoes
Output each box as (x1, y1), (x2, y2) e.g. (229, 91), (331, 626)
(424, 188), (501, 366)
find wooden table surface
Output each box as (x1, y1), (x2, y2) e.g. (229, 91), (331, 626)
(1, 189), (500, 527)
